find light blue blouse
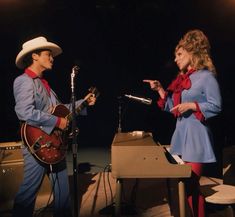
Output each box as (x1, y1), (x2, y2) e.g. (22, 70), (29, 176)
(164, 70), (222, 163)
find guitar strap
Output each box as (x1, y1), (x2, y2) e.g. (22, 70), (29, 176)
(50, 89), (62, 104)
(32, 78), (62, 106)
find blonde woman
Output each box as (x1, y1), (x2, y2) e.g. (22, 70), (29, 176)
(144, 29), (222, 217)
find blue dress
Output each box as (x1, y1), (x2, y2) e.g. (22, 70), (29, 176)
(164, 70), (222, 163)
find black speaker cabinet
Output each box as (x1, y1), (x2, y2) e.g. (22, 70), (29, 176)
(0, 141), (52, 211)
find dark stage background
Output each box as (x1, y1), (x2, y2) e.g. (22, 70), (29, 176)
(0, 0), (234, 154)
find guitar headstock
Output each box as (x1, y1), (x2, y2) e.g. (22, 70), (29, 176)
(88, 86), (100, 98)
(83, 87), (100, 103)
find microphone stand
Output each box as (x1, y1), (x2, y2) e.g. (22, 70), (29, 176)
(99, 97), (123, 216)
(117, 96), (122, 133)
(71, 66), (79, 217)
(99, 96), (137, 216)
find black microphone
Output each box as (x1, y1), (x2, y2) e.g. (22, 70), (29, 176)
(124, 94), (152, 105)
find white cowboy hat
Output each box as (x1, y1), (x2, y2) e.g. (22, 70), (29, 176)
(15, 36), (62, 69)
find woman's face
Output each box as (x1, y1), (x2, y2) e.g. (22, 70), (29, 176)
(174, 47), (192, 72)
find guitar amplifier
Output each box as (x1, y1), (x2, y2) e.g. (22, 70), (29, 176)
(0, 141), (52, 211)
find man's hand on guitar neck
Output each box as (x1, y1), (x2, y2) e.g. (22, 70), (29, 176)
(58, 117), (68, 130)
(86, 93), (96, 106)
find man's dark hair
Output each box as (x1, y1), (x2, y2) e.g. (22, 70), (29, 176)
(22, 49), (50, 69)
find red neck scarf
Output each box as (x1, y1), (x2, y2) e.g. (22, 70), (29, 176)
(167, 68), (196, 117)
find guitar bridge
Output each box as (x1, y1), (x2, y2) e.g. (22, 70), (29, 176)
(41, 142), (52, 148)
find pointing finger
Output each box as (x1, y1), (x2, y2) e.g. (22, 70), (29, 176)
(143, 79), (154, 83)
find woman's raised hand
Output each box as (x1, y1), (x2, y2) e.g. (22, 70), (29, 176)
(143, 79), (162, 91)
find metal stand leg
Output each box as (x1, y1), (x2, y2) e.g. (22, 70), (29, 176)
(115, 179), (122, 217)
(166, 178), (174, 216)
(226, 205), (234, 217)
(178, 180), (186, 217)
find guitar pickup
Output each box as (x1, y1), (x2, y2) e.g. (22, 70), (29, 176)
(32, 136), (43, 151)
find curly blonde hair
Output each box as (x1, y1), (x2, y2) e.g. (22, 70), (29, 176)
(175, 29), (216, 74)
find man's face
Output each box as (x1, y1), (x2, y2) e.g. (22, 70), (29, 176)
(33, 50), (54, 70)
(174, 47), (192, 71)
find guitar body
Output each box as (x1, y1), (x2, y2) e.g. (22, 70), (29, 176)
(21, 87), (99, 165)
(21, 104), (70, 165)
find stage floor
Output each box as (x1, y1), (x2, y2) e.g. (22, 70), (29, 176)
(0, 147), (232, 217)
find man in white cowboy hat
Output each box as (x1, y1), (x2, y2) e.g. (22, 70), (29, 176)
(12, 36), (96, 217)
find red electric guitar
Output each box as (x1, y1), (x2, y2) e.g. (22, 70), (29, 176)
(20, 87), (99, 165)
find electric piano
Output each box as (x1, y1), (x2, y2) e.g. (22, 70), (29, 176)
(111, 132), (191, 217)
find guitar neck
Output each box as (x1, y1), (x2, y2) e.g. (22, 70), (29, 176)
(66, 100), (89, 122)
(66, 86), (99, 122)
